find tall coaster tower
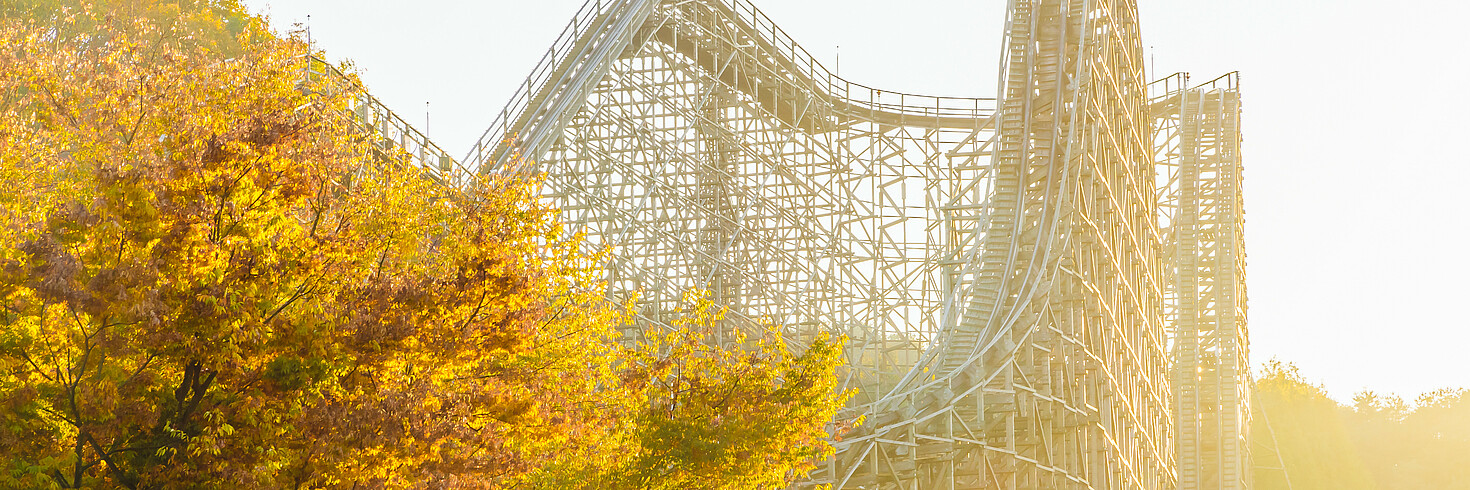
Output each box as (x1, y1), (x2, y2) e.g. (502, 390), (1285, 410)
(1155, 73), (1251, 490)
(828, 0), (1173, 487)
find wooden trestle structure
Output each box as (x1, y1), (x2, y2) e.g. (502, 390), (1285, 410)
(331, 0), (1257, 487)
(1155, 73), (1250, 490)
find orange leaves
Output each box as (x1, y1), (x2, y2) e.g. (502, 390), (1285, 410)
(0, 3), (852, 489)
(0, 6), (645, 484)
(534, 292), (852, 489)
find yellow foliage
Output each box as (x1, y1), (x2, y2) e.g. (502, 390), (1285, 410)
(1254, 361), (1470, 489)
(527, 291), (852, 489)
(0, 8), (627, 488)
(0, 3), (851, 489)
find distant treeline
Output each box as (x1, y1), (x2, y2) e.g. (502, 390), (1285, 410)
(1253, 361), (1470, 489)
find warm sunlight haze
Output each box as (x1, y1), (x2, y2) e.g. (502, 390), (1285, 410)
(256, 0), (1470, 404)
(2, 0), (1466, 488)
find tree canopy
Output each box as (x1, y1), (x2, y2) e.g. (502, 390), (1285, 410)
(0, 3), (849, 488)
(1251, 360), (1375, 490)
(1, 0), (260, 57)
(1253, 360), (1470, 490)
(604, 296), (847, 489)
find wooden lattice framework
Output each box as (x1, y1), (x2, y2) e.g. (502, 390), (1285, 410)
(326, 0), (1256, 488)
(465, 0), (998, 412)
(1155, 73), (1251, 490)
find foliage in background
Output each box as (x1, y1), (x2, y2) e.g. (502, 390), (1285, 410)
(1347, 388), (1470, 489)
(1252, 361), (1470, 490)
(1250, 360), (1375, 490)
(0, 2), (849, 488)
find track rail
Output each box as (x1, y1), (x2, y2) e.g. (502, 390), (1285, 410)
(463, 0), (996, 175)
(311, 1), (1252, 488)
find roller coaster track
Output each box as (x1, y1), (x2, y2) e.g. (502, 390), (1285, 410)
(314, 0), (1256, 488)
(1154, 72), (1253, 490)
(299, 56), (462, 181)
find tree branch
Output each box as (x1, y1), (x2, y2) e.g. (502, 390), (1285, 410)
(83, 431), (137, 489)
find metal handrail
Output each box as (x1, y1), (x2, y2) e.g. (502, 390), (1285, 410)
(300, 55), (470, 182)
(720, 0), (994, 121)
(464, 0), (997, 175)
(462, 0), (627, 172)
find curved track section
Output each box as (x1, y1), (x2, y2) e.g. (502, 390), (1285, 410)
(463, 1), (1211, 488)
(467, 0), (999, 412)
(834, 1), (1173, 488)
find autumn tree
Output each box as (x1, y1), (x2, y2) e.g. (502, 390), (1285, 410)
(529, 294), (850, 489)
(1, 0), (256, 57)
(0, 3), (850, 489)
(0, 10), (634, 488)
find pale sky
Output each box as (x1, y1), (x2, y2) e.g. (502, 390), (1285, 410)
(250, 0), (1470, 403)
